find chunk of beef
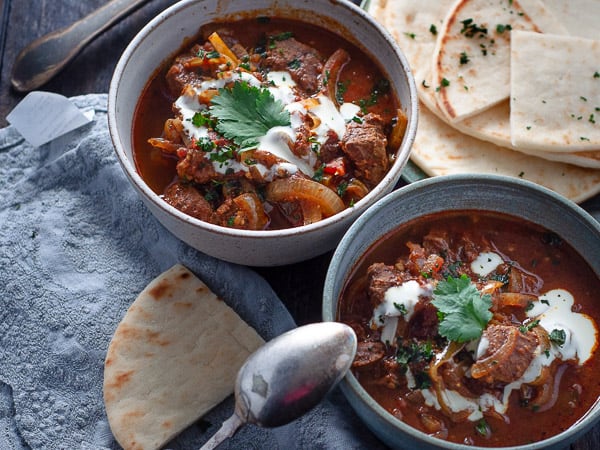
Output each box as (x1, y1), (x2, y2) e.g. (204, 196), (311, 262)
(176, 148), (220, 184)
(165, 44), (209, 97)
(508, 264), (544, 295)
(163, 182), (217, 223)
(408, 301), (439, 339)
(367, 262), (406, 309)
(353, 340), (386, 368)
(263, 37), (323, 94)
(422, 231), (450, 256)
(341, 113), (389, 188)
(319, 130), (343, 163)
(471, 324), (539, 384)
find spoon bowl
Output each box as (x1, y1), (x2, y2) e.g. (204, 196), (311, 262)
(200, 322), (357, 449)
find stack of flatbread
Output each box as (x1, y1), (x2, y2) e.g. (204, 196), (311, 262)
(368, 0), (600, 202)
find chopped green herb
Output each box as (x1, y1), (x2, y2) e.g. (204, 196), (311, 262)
(460, 18), (488, 38)
(210, 81), (291, 148)
(394, 303), (408, 315)
(549, 328), (566, 347)
(312, 164), (325, 182)
(431, 274), (493, 343)
(337, 181), (348, 197)
(459, 51), (470, 65)
(430, 24), (438, 35)
(519, 319), (540, 334)
(525, 301), (535, 311)
(396, 339), (434, 365)
(336, 80), (349, 104)
(589, 114), (596, 124)
(404, 32), (416, 39)
(594, 71), (600, 78)
(496, 24), (512, 33)
(205, 50), (221, 59)
(208, 145), (234, 165)
(191, 111), (215, 128)
(581, 96), (588, 102)
(287, 58), (301, 70)
(270, 31), (293, 42)
(194, 137), (216, 152)
(436, 78), (450, 92)
(475, 419), (490, 437)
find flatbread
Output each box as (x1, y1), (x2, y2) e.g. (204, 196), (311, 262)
(431, 0), (566, 122)
(411, 102), (600, 203)
(371, 0), (600, 161)
(510, 30), (600, 152)
(542, 0), (600, 40)
(103, 264), (265, 450)
(422, 78), (600, 169)
(368, 0), (600, 194)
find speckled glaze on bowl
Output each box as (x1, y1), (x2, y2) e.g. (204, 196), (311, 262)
(108, 0), (417, 266)
(323, 174), (600, 450)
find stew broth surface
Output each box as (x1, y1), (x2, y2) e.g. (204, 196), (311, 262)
(338, 211), (600, 446)
(132, 18), (401, 230)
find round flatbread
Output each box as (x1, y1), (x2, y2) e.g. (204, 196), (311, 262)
(412, 101), (600, 203)
(103, 264), (265, 450)
(431, 0), (565, 122)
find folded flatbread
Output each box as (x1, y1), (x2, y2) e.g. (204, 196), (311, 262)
(104, 264), (265, 450)
(368, 0), (600, 195)
(411, 102), (600, 203)
(431, 0), (565, 122)
(510, 30), (600, 152)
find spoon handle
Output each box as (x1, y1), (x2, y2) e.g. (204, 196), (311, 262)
(10, 0), (152, 92)
(198, 413), (244, 450)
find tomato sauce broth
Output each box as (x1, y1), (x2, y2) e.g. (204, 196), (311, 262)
(338, 211), (600, 446)
(132, 18), (397, 198)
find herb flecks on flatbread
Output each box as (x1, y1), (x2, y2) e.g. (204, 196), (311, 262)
(368, 0), (600, 201)
(431, 0), (566, 122)
(510, 30), (600, 152)
(103, 264), (265, 450)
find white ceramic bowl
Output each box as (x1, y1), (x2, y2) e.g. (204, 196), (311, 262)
(108, 0), (417, 266)
(323, 174), (600, 450)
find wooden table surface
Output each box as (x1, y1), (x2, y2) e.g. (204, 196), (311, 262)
(0, 1), (598, 449)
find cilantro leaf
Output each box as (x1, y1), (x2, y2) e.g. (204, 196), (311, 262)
(209, 81), (291, 148)
(431, 274), (493, 343)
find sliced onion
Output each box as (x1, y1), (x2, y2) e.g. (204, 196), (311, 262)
(321, 48), (350, 104)
(147, 138), (181, 155)
(232, 192), (269, 230)
(266, 177), (345, 218)
(531, 364), (567, 413)
(388, 108), (408, 150)
(428, 341), (470, 422)
(299, 199), (322, 225)
(496, 292), (538, 308)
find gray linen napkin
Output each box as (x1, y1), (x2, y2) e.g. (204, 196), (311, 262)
(0, 94), (385, 450)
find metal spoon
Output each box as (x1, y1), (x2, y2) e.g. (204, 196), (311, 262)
(199, 322), (357, 449)
(10, 0), (152, 92)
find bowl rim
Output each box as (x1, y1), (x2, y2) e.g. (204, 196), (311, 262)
(107, 0), (419, 239)
(323, 173), (600, 449)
